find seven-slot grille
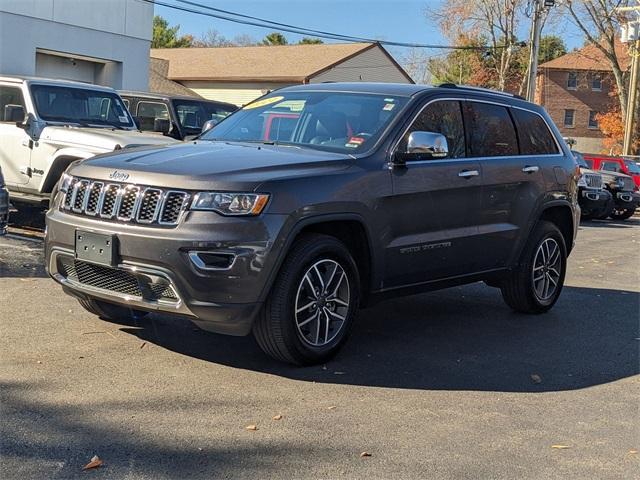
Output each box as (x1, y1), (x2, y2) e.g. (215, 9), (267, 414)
(583, 173), (603, 189)
(62, 177), (189, 226)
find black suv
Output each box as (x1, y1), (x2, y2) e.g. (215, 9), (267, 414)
(0, 166), (8, 235)
(119, 91), (237, 141)
(45, 83), (579, 365)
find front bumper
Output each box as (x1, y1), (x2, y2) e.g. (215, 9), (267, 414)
(45, 206), (288, 336)
(578, 188), (612, 215)
(0, 187), (8, 235)
(613, 190), (640, 209)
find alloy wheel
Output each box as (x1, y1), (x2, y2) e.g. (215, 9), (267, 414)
(531, 238), (562, 301)
(294, 259), (350, 347)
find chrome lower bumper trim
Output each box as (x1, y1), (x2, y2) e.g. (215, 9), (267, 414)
(49, 248), (194, 317)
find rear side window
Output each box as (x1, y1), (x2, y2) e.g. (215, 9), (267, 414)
(399, 100), (466, 158)
(511, 108), (558, 155)
(0, 86), (25, 122)
(463, 102), (518, 157)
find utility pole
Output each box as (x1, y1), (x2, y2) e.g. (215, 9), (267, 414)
(525, 1), (555, 102)
(619, 3), (640, 156)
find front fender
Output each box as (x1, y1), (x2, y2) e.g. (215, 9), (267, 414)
(40, 148), (100, 194)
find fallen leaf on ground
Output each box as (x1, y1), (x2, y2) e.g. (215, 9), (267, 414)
(551, 445), (571, 449)
(333, 371), (345, 375)
(245, 425), (258, 431)
(19, 278), (37, 282)
(531, 374), (542, 384)
(272, 415), (283, 420)
(82, 455), (103, 470)
(327, 406), (337, 410)
(36, 361), (42, 364)
(628, 449), (638, 455)
(360, 452), (372, 457)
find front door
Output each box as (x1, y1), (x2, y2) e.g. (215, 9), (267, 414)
(384, 99), (483, 287)
(0, 85), (31, 188)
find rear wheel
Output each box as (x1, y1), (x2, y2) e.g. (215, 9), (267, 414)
(500, 221), (567, 314)
(610, 207), (636, 220)
(253, 233), (360, 365)
(77, 298), (148, 323)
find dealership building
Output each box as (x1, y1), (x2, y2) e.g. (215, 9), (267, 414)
(0, 0), (152, 90)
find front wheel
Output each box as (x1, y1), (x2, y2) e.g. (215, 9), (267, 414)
(253, 234), (360, 365)
(500, 221), (567, 314)
(610, 207), (636, 220)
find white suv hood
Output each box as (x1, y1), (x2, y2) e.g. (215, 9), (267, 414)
(41, 126), (178, 152)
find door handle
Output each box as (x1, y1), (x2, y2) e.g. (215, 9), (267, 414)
(522, 165), (540, 173)
(458, 169), (479, 178)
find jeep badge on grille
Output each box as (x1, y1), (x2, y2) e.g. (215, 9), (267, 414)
(109, 170), (130, 182)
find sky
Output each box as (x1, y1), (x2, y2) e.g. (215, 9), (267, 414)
(154, 0), (587, 67)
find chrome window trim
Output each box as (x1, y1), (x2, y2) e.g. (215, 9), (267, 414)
(390, 96), (564, 163)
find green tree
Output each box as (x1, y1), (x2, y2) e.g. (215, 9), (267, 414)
(261, 32), (288, 46)
(538, 35), (567, 64)
(298, 37), (323, 44)
(152, 15), (193, 48)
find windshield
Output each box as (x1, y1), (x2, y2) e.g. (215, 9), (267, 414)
(31, 84), (133, 128)
(172, 99), (236, 132)
(623, 159), (640, 174)
(201, 91), (409, 153)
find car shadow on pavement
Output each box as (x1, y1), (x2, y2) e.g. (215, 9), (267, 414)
(115, 283), (639, 393)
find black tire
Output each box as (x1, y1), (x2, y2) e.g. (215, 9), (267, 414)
(500, 221), (567, 314)
(77, 298), (148, 323)
(253, 233), (360, 365)
(610, 207), (636, 220)
(593, 198), (615, 220)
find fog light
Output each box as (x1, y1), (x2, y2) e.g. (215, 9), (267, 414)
(189, 251), (236, 270)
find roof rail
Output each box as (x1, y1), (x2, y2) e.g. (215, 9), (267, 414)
(437, 83), (525, 100)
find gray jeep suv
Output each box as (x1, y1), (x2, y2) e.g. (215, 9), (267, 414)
(45, 83), (579, 365)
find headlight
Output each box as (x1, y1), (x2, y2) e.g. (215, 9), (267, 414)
(577, 176), (587, 187)
(59, 173), (73, 193)
(191, 192), (269, 216)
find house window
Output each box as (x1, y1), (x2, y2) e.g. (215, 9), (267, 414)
(564, 109), (575, 128)
(567, 72), (577, 90)
(588, 111), (599, 129)
(592, 74), (602, 91)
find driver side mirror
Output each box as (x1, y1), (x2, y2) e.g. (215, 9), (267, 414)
(201, 119), (218, 134)
(394, 131), (449, 165)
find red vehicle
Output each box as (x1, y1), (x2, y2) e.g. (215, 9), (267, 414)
(583, 154), (640, 189)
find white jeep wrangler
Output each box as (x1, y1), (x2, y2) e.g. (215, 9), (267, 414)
(0, 75), (177, 207)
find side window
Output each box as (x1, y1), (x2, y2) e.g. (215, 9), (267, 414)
(399, 100), (465, 158)
(463, 102), (518, 157)
(601, 161), (619, 172)
(567, 72), (577, 90)
(511, 108), (558, 155)
(136, 101), (169, 131)
(0, 86), (26, 122)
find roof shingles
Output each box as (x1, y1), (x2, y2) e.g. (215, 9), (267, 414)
(150, 43), (376, 82)
(539, 40), (631, 72)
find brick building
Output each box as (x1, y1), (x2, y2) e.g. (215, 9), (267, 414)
(535, 41), (631, 153)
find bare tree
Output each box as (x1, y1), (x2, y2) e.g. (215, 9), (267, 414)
(193, 29), (257, 47)
(428, 0), (526, 91)
(563, 0), (632, 116)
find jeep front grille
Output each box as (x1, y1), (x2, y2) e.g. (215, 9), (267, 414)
(583, 173), (602, 189)
(62, 177), (189, 227)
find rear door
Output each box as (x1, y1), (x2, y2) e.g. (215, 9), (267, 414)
(385, 98), (483, 286)
(466, 100), (559, 270)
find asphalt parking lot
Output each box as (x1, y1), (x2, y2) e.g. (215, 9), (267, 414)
(1, 215), (638, 479)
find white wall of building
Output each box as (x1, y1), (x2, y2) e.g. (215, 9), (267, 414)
(0, 0), (152, 89)
(182, 81), (293, 106)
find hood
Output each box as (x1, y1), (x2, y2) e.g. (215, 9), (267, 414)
(41, 125), (179, 152)
(68, 141), (354, 191)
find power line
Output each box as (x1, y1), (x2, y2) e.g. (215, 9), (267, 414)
(144, 0), (515, 50)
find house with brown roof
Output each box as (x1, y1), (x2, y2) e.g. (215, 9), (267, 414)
(150, 42), (413, 106)
(535, 40), (631, 153)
